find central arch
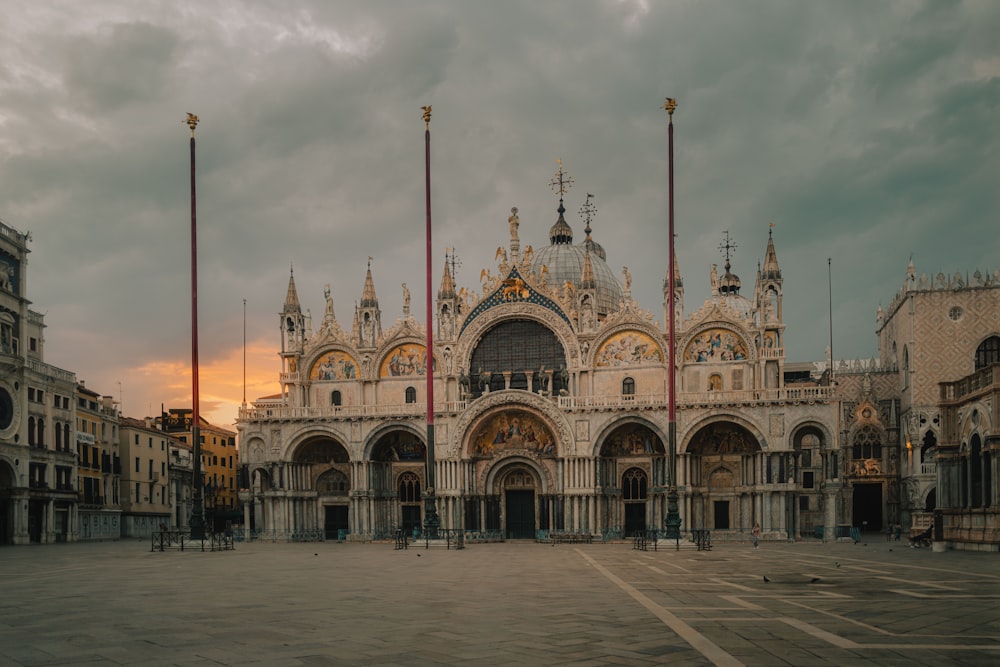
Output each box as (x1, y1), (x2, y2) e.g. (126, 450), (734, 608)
(685, 421), (763, 533)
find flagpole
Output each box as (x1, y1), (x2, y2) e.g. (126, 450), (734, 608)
(186, 113), (205, 540)
(664, 98), (682, 543)
(421, 106), (440, 538)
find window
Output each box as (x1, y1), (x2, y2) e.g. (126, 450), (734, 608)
(135, 482), (140, 501)
(799, 496), (810, 510)
(469, 320), (567, 397)
(135, 457), (140, 473)
(29, 337), (37, 352)
(28, 417), (35, 446)
(331, 391), (342, 406)
(974, 336), (1000, 371)
(622, 377), (635, 397)
(134, 434), (139, 445)
(802, 471), (814, 489)
(851, 425), (882, 460)
(398, 472), (421, 503)
(622, 468), (648, 500)
(405, 386), (417, 404)
(149, 437), (153, 448)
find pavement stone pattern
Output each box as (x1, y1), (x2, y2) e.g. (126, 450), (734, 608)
(0, 538), (998, 666)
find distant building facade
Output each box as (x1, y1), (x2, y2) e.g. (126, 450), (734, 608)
(119, 417), (174, 537)
(159, 409), (238, 530)
(75, 383), (122, 540)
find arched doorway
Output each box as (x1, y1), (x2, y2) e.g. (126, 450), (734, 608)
(369, 429), (426, 539)
(500, 466), (539, 539)
(597, 423), (666, 535)
(291, 436), (350, 538)
(686, 421), (762, 534)
(622, 467), (648, 536)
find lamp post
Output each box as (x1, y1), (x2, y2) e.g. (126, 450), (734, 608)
(186, 113), (205, 541)
(663, 98), (682, 542)
(421, 106), (440, 539)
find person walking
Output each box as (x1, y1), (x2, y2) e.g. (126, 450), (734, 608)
(752, 522), (761, 550)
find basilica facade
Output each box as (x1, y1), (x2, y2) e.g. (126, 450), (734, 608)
(235, 188), (860, 543)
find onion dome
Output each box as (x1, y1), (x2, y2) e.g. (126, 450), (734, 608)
(532, 199), (623, 316)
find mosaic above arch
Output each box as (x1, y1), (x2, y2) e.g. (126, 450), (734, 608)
(687, 422), (760, 455)
(685, 328), (748, 363)
(600, 424), (666, 457)
(470, 409), (557, 459)
(595, 331), (663, 367)
(310, 350), (360, 381)
(380, 343), (436, 377)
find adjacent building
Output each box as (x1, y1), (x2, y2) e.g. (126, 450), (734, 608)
(0, 219), (79, 544)
(75, 383), (122, 540)
(159, 409), (238, 530)
(119, 417), (175, 536)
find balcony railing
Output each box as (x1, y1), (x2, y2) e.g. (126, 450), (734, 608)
(240, 385), (836, 421)
(940, 364), (999, 403)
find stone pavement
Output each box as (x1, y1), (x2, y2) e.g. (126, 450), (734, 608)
(1, 538), (998, 666)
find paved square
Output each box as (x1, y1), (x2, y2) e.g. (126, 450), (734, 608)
(1, 539), (998, 665)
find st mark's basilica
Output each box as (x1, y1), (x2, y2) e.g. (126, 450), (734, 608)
(236, 157), (1000, 548)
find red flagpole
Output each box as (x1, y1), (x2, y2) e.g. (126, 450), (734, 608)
(421, 106), (440, 538)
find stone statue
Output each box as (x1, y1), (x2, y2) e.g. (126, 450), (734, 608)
(508, 207), (519, 242)
(402, 282), (411, 317)
(324, 284), (334, 317)
(622, 266), (632, 291)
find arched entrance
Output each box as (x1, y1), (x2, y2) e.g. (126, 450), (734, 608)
(597, 423), (666, 536)
(290, 435), (350, 538)
(369, 429), (426, 538)
(686, 421), (762, 533)
(499, 465), (540, 539)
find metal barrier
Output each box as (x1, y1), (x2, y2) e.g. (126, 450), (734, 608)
(692, 529), (712, 551)
(151, 530), (235, 552)
(394, 529), (408, 550)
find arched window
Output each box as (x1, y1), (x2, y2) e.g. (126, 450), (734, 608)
(64, 424), (71, 451)
(469, 320), (566, 398)
(622, 467), (648, 501)
(852, 425), (882, 460)
(28, 417), (35, 446)
(55, 421), (62, 449)
(920, 430), (937, 464)
(331, 390), (342, 406)
(398, 471), (421, 503)
(405, 387), (417, 404)
(37, 418), (44, 446)
(974, 335), (1000, 370)
(622, 377), (635, 397)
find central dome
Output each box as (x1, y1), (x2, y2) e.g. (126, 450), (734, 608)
(530, 201), (623, 316)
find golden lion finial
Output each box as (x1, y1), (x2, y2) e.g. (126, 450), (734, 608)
(421, 105), (432, 128)
(185, 113), (199, 136)
(663, 98), (677, 118)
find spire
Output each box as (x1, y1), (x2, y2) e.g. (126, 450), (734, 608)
(438, 252), (457, 300)
(284, 264), (301, 313)
(360, 256), (378, 308)
(718, 231), (741, 296)
(762, 226), (781, 280)
(579, 193), (606, 260)
(548, 159), (575, 245)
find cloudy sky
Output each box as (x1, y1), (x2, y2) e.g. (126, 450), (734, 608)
(2, 0), (997, 427)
